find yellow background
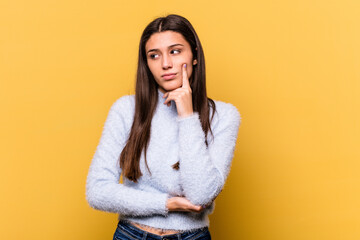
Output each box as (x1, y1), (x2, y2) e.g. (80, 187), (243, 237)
(1, 0), (359, 239)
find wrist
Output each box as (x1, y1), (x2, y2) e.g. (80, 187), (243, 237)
(166, 197), (175, 211)
(178, 111), (194, 119)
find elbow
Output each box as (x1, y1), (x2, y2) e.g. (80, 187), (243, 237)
(85, 181), (103, 211)
(85, 186), (97, 210)
(185, 176), (224, 206)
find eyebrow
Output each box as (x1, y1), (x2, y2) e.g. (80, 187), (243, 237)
(147, 44), (184, 54)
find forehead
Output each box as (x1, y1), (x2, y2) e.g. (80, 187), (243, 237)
(145, 31), (189, 51)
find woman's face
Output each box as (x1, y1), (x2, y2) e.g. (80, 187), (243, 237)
(145, 31), (197, 93)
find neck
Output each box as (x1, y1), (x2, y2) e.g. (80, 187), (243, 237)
(157, 87), (166, 94)
(157, 88), (177, 111)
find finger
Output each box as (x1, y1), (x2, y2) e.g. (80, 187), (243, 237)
(189, 205), (201, 212)
(163, 92), (174, 106)
(182, 63), (190, 89)
(163, 100), (171, 106)
(163, 90), (181, 105)
(163, 93), (171, 105)
(190, 202), (202, 211)
(192, 205), (202, 212)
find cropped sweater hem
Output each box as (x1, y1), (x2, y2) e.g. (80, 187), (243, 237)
(120, 219), (209, 233)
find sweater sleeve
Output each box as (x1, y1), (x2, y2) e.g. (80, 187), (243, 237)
(85, 97), (169, 217)
(176, 103), (241, 206)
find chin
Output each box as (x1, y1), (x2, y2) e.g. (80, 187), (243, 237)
(162, 82), (182, 91)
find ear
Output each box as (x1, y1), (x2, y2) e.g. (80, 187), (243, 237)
(193, 59), (198, 65)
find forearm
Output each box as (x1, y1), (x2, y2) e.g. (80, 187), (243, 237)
(86, 174), (169, 216)
(177, 107), (240, 205)
(177, 115), (225, 205)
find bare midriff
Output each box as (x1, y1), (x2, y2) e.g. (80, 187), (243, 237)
(129, 221), (181, 236)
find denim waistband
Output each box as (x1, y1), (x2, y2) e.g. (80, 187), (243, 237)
(115, 220), (210, 240)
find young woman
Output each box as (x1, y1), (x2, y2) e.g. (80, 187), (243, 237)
(86, 14), (241, 240)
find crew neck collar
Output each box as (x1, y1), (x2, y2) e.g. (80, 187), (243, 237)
(157, 88), (176, 111)
(157, 88), (165, 98)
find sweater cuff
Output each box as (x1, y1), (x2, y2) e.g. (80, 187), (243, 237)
(163, 193), (171, 216)
(176, 112), (202, 135)
(156, 193), (170, 216)
(176, 112), (199, 122)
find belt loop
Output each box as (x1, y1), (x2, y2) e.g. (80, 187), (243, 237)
(142, 231), (147, 240)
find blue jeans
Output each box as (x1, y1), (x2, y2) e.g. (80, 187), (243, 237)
(113, 220), (211, 240)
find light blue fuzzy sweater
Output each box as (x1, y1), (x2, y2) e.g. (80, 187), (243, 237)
(85, 89), (241, 231)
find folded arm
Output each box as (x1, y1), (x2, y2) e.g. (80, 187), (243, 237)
(177, 103), (241, 206)
(85, 97), (169, 217)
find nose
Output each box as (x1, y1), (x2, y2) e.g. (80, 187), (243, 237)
(162, 53), (172, 69)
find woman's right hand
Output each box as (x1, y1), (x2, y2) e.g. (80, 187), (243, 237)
(166, 197), (205, 213)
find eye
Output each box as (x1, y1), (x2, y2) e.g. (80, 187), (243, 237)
(171, 49), (181, 54)
(149, 53), (159, 59)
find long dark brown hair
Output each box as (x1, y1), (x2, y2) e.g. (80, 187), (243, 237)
(119, 14), (216, 182)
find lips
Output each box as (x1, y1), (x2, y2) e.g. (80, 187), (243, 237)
(161, 73), (177, 80)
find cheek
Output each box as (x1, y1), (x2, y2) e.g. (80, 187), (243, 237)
(175, 58), (192, 70)
(188, 65), (194, 79)
(185, 59), (194, 75)
(147, 63), (158, 77)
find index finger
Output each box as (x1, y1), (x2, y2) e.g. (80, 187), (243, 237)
(182, 63), (190, 89)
